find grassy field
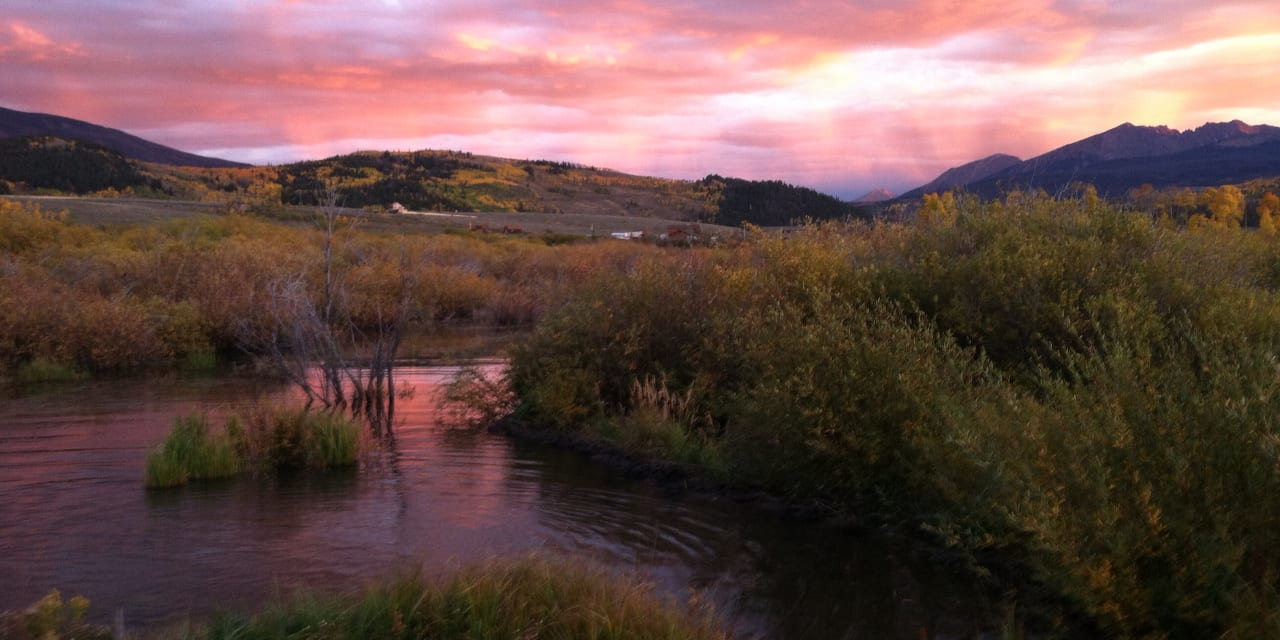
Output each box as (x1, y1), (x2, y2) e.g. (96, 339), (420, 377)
(4, 195), (226, 226)
(1, 194), (742, 238)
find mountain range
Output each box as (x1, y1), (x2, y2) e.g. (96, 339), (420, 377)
(3, 105), (1279, 209)
(902, 121), (1280, 199)
(0, 107), (246, 168)
(0, 105), (865, 227)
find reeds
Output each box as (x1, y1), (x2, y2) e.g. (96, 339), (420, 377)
(613, 375), (720, 469)
(144, 415), (241, 488)
(144, 405), (360, 488)
(235, 403), (361, 471)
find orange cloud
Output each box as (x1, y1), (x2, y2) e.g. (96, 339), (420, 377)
(0, 21), (83, 62)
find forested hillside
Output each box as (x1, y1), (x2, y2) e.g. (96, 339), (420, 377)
(0, 136), (158, 194)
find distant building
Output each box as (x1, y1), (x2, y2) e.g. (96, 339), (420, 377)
(663, 224), (702, 241)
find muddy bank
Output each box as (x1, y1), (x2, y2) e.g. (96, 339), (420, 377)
(493, 415), (899, 532)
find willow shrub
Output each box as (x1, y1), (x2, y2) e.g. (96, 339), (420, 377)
(963, 316), (1280, 639)
(0, 268), (167, 373)
(508, 249), (758, 433)
(723, 298), (1004, 515)
(507, 194), (1280, 637)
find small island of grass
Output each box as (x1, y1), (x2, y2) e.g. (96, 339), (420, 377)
(145, 404), (361, 488)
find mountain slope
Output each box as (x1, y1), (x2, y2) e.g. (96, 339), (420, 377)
(901, 153), (1021, 199)
(275, 151), (868, 226)
(0, 136), (155, 193)
(0, 106), (247, 168)
(854, 188), (895, 203)
(0, 106), (864, 226)
(905, 121), (1280, 198)
(1008, 121), (1280, 187)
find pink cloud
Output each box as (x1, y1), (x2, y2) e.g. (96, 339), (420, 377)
(0, 21), (85, 63)
(2, 0), (1279, 197)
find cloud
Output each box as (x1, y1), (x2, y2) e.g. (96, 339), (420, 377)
(0, 21), (85, 62)
(2, 0), (1279, 198)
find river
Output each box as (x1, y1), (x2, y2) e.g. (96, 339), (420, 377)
(0, 362), (1002, 638)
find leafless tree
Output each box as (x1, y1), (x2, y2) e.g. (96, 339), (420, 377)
(238, 184), (413, 436)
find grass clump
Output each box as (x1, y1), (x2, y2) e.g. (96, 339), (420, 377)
(236, 404), (361, 471)
(182, 350), (218, 372)
(204, 555), (728, 640)
(145, 405), (360, 488)
(0, 589), (110, 640)
(145, 415), (242, 488)
(610, 375), (722, 470)
(15, 357), (83, 383)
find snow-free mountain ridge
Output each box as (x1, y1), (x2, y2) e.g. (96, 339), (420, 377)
(0, 106), (247, 168)
(904, 121), (1280, 198)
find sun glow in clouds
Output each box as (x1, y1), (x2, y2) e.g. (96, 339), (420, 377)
(3, 0), (1280, 197)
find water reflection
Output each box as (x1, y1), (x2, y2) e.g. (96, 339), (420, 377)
(0, 366), (999, 638)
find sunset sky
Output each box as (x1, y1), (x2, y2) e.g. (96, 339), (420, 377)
(4, 1), (1280, 198)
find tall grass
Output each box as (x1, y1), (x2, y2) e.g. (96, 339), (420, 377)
(204, 555), (728, 640)
(609, 375), (721, 469)
(2, 558), (725, 640)
(235, 404), (361, 471)
(145, 405), (360, 488)
(145, 415), (242, 488)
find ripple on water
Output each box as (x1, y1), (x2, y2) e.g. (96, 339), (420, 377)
(0, 365), (1003, 639)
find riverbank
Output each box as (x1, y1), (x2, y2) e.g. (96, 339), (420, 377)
(1, 556), (728, 640)
(489, 414), (1073, 636)
(489, 415), (860, 524)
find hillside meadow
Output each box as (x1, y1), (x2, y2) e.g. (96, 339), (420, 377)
(0, 141), (868, 228)
(7, 190), (1280, 637)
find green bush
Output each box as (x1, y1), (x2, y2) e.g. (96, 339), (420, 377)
(725, 299), (999, 510)
(996, 326), (1280, 638)
(506, 192), (1280, 637)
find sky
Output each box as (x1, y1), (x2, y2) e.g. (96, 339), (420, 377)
(4, 1), (1280, 199)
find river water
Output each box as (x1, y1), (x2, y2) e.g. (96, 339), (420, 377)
(0, 363), (1002, 638)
